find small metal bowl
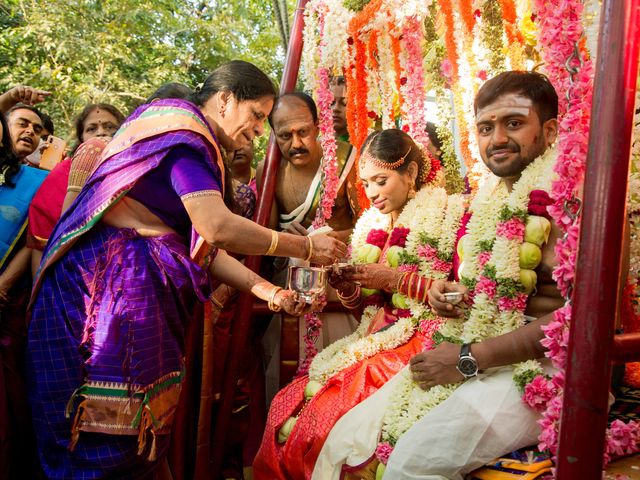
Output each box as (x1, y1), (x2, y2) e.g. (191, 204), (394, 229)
(287, 266), (327, 303)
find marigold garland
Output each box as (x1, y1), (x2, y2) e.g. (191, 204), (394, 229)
(497, 0), (526, 69)
(388, 24), (404, 113)
(438, 1), (478, 192)
(458, 0), (476, 34)
(345, 0), (383, 210)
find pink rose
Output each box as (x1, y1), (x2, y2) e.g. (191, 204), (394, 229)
(366, 229), (389, 249)
(419, 318), (442, 350)
(523, 375), (556, 412)
(604, 420), (640, 464)
(497, 293), (527, 312)
(398, 264), (419, 273)
(440, 59), (453, 81)
(375, 442), (394, 465)
(528, 189), (553, 219)
(389, 227), (410, 247)
(478, 251), (491, 268)
(432, 258), (452, 273)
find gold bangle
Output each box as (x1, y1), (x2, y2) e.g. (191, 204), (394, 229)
(337, 285), (360, 303)
(343, 298), (362, 309)
(268, 286), (283, 312)
(265, 230), (279, 256)
(304, 236), (314, 262)
(395, 272), (407, 293)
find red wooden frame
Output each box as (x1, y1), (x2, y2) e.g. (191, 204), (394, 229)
(556, 1), (640, 478)
(209, 1), (310, 476)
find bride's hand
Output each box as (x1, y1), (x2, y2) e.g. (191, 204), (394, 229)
(328, 269), (356, 293)
(341, 264), (401, 292)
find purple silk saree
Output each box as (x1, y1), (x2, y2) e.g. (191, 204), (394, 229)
(26, 99), (224, 479)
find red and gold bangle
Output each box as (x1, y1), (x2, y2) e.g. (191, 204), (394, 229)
(395, 272), (407, 293)
(407, 273), (417, 298)
(399, 274), (433, 305)
(421, 278), (432, 304)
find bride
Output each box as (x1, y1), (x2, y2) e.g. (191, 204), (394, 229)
(253, 128), (465, 480)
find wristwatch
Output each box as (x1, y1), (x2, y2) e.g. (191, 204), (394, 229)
(456, 343), (479, 379)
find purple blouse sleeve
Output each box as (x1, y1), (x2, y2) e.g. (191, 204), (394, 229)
(167, 146), (222, 197)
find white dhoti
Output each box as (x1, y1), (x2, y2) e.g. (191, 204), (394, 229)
(313, 362), (555, 480)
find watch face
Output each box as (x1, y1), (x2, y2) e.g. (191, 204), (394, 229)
(458, 357), (478, 376)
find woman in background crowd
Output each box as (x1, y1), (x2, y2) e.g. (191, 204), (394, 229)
(0, 112), (48, 479)
(27, 103), (125, 274)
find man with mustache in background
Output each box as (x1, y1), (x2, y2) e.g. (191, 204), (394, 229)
(260, 92), (359, 241)
(258, 92), (361, 398)
(5, 104), (45, 164)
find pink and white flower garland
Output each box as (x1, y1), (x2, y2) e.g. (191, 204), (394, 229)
(312, 67), (340, 229)
(400, 15), (442, 185)
(297, 10), (345, 377)
(527, 0), (640, 465)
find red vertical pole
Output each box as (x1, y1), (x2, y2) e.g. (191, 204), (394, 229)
(209, 0), (309, 476)
(555, 1), (640, 478)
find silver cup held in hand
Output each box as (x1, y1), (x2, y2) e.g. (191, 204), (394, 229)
(287, 266), (327, 304)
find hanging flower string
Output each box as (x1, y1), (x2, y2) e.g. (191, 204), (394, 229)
(347, 0), (381, 151)
(297, 68), (342, 377)
(439, 1), (478, 192)
(481, 0), (507, 74)
(389, 25), (404, 119)
(400, 16), (441, 184)
(527, 0), (640, 466)
(312, 67), (340, 229)
(346, 0), (383, 210)
(458, 0), (476, 33)
(497, 0), (526, 69)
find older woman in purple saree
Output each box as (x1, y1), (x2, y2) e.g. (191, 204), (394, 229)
(26, 61), (347, 479)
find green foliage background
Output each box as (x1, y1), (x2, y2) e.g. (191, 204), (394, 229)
(0, 0), (291, 153)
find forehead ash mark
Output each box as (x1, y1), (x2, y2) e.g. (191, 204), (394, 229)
(476, 106), (533, 124)
(476, 94), (535, 122)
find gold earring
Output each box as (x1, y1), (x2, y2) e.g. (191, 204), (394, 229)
(408, 182), (416, 199)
